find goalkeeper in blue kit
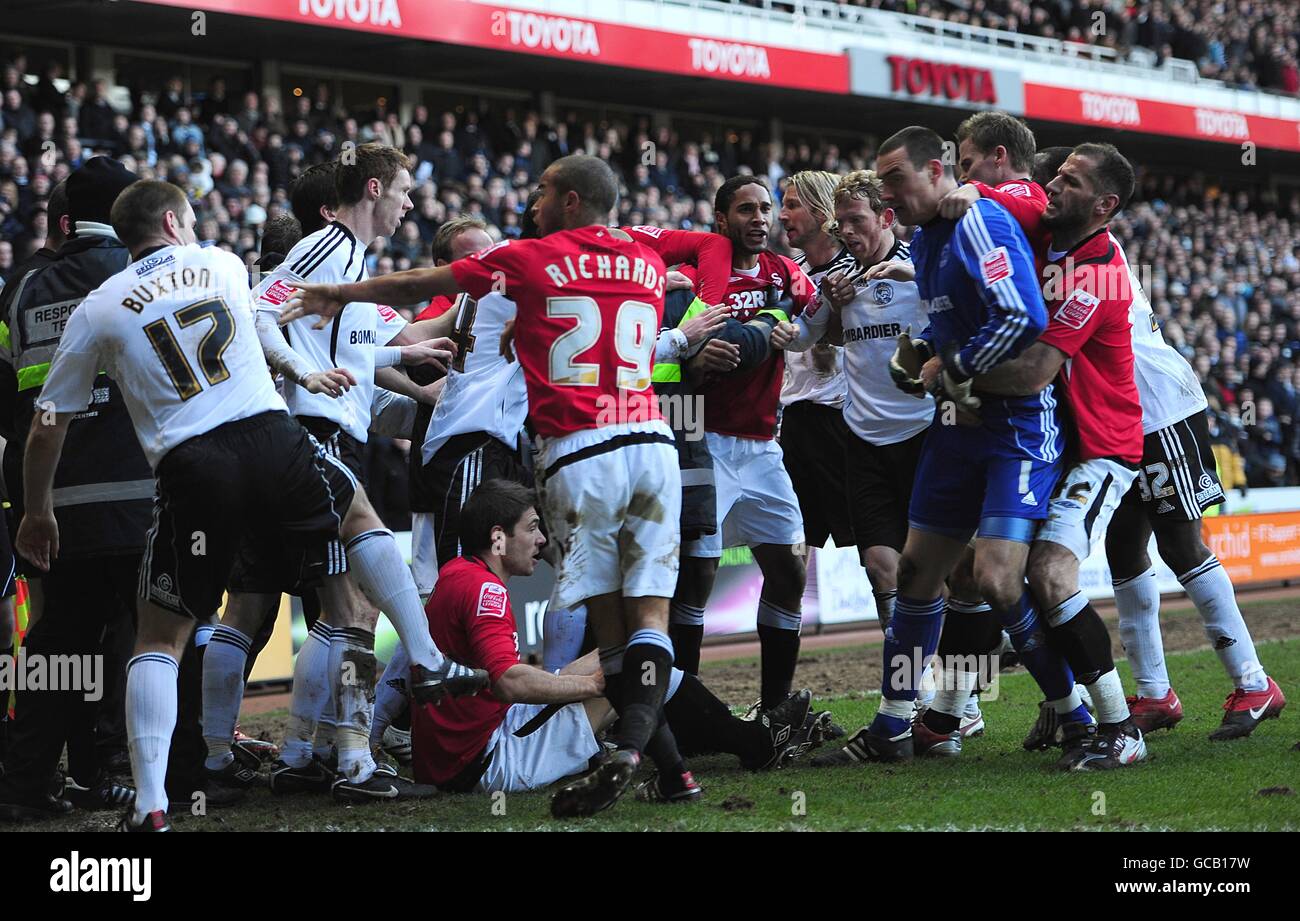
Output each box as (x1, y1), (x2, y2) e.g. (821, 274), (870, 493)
(817, 127), (1086, 764)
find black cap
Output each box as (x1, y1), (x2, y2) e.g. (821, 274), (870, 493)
(67, 156), (139, 228)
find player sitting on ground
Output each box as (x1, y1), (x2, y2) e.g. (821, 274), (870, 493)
(411, 479), (818, 798)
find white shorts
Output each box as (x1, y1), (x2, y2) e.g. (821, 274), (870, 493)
(1036, 457), (1140, 563)
(477, 701), (600, 794)
(537, 421), (682, 609)
(685, 432), (805, 558)
(410, 511), (438, 599)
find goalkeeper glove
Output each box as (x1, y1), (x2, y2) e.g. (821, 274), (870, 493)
(889, 327), (933, 396)
(930, 342), (982, 415)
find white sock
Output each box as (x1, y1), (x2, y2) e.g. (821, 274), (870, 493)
(916, 659), (937, 709)
(543, 603), (588, 672)
(371, 640), (411, 747)
(126, 653), (179, 823)
(1084, 669), (1130, 725)
(202, 624), (251, 771)
(282, 620), (332, 768)
(316, 627), (343, 758)
(347, 529), (445, 671)
(1113, 567), (1169, 698)
(932, 656), (980, 720)
(963, 692), (982, 720)
(333, 627), (378, 783)
(1179, 557), (1268, 692)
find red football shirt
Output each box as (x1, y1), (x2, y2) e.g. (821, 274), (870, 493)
(971, 179), (1049, 262)
(416, 294), (455, 322)
(411, 556), (519, 787)
(1036, 229), (1143, 464)
(689, 251), (814, 440)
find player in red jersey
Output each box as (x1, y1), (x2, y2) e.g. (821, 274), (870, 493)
(668, 176), (816, 714)
(285, 153), (733, 816)
(946, 143), (1149, 770)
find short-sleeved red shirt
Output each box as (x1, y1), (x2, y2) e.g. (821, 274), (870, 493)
(410, 556), (520, 786)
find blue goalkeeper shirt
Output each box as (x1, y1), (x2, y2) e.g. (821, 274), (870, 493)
(913, 197), (1052, 427)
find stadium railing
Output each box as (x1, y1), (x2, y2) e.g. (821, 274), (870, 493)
(618, 0), (1201, 84)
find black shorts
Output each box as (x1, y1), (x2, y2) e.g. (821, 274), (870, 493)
(1121, 411), (1225, 522)
(845, 427), (927, 553)
(780, 401), (854, 548)
(416, 431), (527, 568)
(142, 411), (355, 618)
(296, 416), (366, 481)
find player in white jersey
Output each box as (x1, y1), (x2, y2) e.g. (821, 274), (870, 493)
(771, 170), (950, 765)
(14, 181), (483, 831)
(1104, 244), (1286, 740)
(216, 144), (478, 803)
(775, 172), (859, 557)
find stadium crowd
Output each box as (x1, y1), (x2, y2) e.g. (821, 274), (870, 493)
(1, 56), (1298, 492)
(753, 1), (1300, 93)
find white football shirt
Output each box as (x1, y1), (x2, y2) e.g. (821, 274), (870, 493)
(779, 247), (856, 408)
(39, 243), (286, 469)
(254, 222), (407, 442)
(421, 291), (528, 463)
(1114, 235), (1207, 434)
(789, 241), (934, 445)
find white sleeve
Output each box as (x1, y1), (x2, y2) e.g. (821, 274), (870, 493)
(654, 328), (688, 362)
(254, 310), (315, 384)
(783, 293), (832, 352)
(37, 306), (101, 414)
(376, 304), (409, 345)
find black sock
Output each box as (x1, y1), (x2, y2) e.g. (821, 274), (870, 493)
(664, 671), (769, 764)
(756, 623), (800, 711)
(643, 717), (687, 779)
(616, 632), (675, 754)
(668, 623), (704, 675)
(1044, 597), (1115, 684)
(391, 703), (411, 732)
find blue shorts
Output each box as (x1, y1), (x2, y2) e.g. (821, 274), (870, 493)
(907, 416), (1063, 543)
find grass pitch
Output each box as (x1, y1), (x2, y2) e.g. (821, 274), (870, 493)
(192, 639), (1300, 832)
(19, 601), (1300, 832)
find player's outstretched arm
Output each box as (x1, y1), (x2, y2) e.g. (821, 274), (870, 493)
(974, 341), (1067, 396)
(492, 663), (604, 706)
(283, 266), (462, 329)
(16, 410), (74, 571)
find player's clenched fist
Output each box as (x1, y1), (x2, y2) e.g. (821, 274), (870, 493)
(302, 368), (357, 398)
(769, 320), (799, 350)
(938, 183), (982, 220)
(889, 327), (932, 397)
(282, 283), (345, 329)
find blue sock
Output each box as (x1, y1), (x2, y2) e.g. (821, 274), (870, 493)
(1062, 703), (1094, 725)
(997, 592), (1076, 701)
(871, 595), (944, 737)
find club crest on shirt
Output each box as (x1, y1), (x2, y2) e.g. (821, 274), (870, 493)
(1054, 289), (1100, 330)
(477, 582), (508, 618)
(873, 282), (894, 305)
